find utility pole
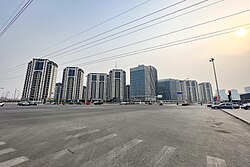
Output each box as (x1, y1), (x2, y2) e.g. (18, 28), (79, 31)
(209, 58), (220, 102)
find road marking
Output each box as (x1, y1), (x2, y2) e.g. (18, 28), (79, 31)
(0, 156), (29, 167)
(150, 146), (176, 167)
(66, 126), (87, 131)
(64, 129), (100, 140)
(207, 156), (227, 167)
(53, 133), (117, 160)
(0, 148), (15, 156)
(84, 138), (143, 167)
(0, 142), (5, 146)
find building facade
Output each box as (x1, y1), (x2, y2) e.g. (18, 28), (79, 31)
(130, 65), (158, 102)
(240, 93), (250, 103)
(198, 82), (213, 103)
(22, 59), (58, 102)
(124, 85), (131, 102)
(61, 67), (84, 102)
(183, 80), (199, 103)
(54, 82), (62, 102)
(157, 79), (183, 102)
(244, 86), (250, 94)
(86, 73), (108, 101)
(107, 69), (126, 102)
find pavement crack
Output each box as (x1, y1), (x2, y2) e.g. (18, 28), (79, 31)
(67, 149), (75, 154)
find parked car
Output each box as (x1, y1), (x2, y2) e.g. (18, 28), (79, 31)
(206, 102), (213, 107)
(211, 102), (239, 109)
(28, 101), (37, 106)
(17, 101), (30, 106)
(120, 102), (127, 105)
(241, 103), (250, 110)
(0, 101), (4, 107)
(94, 101), (103, 105)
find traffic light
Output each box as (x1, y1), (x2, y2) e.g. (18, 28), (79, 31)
(228, 90), (232, 102)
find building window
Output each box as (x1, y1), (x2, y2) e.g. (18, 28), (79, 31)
(92, 75), (97, 81)
(68, 69), (75, 76)
(115, 72), (120, 78)
(99, 75), (105, 81)
(35, 61), (44, 70)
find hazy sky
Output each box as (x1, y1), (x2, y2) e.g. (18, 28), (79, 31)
(0, 0), (249, 99)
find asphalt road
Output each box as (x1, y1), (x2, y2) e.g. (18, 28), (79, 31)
(0, 104), (249, 167)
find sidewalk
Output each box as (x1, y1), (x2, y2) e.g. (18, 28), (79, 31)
(221, 109), (250, 125)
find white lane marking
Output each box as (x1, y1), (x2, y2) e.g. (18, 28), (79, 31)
(207, 156), (227, 167)
(64, 129), (100, 140)
(0, 148), (15, 156)
(53, 133), (117, 160)
(0, 142), (6, 146)
(84, 138), (143, 167)
(66, 126), (87, 131)
(0, 156), (29, 167)
(150, 146), (176, 167)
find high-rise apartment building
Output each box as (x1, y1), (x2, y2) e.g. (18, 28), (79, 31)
(107, 69), (126, 102)
(158, 79), (183, 102)
(124, 85), (131, 102)
(22, 59), (58, 102)
(198, 82), (213, 103)
(54, 82), (62, 102)
(130, 65), (157, 101)
(183, 80), (199, 103)
(61, 67), (84, 102)
(86, 73), (108, 101)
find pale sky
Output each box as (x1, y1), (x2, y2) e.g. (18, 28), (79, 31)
(0, 0), (249, 99)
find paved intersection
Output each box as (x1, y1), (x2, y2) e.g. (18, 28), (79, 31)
(0, 104), (249, 167)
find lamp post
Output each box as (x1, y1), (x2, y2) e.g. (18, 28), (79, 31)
(209, 58), (220, 102)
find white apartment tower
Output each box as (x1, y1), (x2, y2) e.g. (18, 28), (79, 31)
(183, 80), (199, 103)
(86, 73), (108, 101)
(198, 82), (213, 103)
(22, 59), (58, 102)
(61, 67), (84, 102)
(107, 69), (126, 102)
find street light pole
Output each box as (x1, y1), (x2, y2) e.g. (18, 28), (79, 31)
(209, 58), (220, 102)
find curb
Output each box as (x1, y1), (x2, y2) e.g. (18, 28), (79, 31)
(221, 109), (250, 126)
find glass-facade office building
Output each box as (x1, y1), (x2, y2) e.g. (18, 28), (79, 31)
(157, 79), (183, 101)
(130, 65), (157, 101)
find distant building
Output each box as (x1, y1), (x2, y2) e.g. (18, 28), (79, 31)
(130, 65), (158, 102)
(61, 67), (84, 102)
(54, 82), (62, 102)
(82, 86), (87, 101)
(231, 89), (240, 101)
(124, 85), (131, 102)
(240, 93), (250, 103)
(22, 59), (58, 102)
(216, 89), (228, 101)
(198, 82), (213, 103)
(86, 73), (108, 101)
(183, 80), (199, 103)
(244, 86), (250, 93)
(107, 69), (126, 102)
(157, 79), (183, 102)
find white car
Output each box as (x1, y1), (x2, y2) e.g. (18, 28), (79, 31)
(0, 101), (4, 107)
(241, 103), (250, 110)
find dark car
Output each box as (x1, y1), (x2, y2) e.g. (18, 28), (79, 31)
(241, 103), (250, 110)
(17, 101), (30, 106)
(211, 102), (239, 109)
